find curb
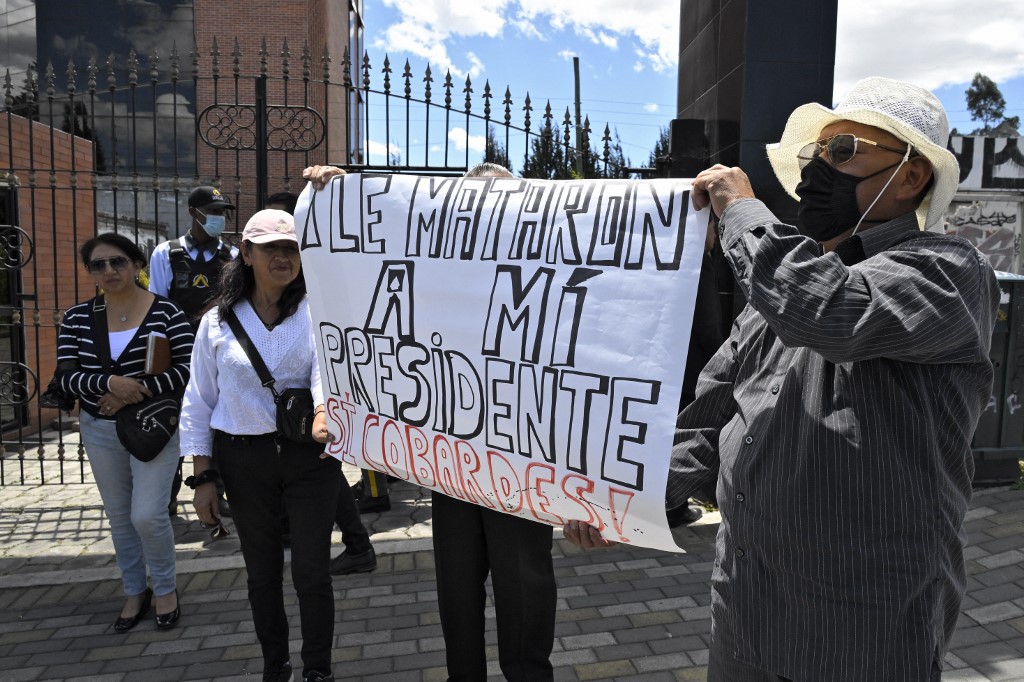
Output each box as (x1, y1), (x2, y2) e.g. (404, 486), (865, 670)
(0, 537), (436, 589)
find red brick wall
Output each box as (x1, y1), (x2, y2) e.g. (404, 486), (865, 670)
(0, 112), (96, 429)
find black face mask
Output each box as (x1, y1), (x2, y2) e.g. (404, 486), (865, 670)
(795, 156), (901, 242)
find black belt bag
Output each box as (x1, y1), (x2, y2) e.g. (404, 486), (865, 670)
(224, 308), (317, 444)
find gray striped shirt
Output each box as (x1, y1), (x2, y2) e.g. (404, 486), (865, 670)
(667, 199), (999, 681)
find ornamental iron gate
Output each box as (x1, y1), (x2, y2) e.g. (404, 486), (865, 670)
(0, 38), (652, 485)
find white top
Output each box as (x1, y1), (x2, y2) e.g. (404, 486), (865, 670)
(147, 235), (239, 297)
(179, 297), (323, 457)
(108, 328), (138, 362)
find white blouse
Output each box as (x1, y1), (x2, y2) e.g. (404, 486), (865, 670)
(179, 297), (324, 458)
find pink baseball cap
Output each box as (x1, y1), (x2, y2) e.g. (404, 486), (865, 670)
(242, 209), (297, 244)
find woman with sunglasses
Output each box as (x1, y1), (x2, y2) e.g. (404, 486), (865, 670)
(56, 233), (194, 633)
(180, 210), (337, 682)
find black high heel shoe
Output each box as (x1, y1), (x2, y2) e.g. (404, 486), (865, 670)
(154, 589), (180, 630)
(113, 588), (152, 633)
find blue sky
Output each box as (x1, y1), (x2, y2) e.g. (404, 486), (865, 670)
(363, 0), (1024, 172)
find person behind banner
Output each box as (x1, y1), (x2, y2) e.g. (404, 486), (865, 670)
(149, 185), (238, 518)
(180, 210), (338, 682)
(57, 233), (194, 633)
(304, 161), (558, 681)
(302, 167), (396, 517)
(565, 77), (1000, 682)
(265, 191), (299, 215)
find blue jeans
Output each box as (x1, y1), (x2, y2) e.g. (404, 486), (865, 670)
(79, 411), (179, 597)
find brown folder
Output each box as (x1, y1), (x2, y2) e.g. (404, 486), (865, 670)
(144, 332), (171, 375)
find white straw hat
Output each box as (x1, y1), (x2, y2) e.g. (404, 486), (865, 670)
(766, 76), (959, 230)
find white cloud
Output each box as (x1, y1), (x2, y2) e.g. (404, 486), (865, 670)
(373, 0), (514, 79)
(373, 0), (1024, 107)
(514, 0), (677, 71)
(448, 127), (487, 152)
(558, 49), (578, 61)
(367, 139), (402, 161)
(643, 103), (659, 113)
(465, 52), (485, 80)
(375, 0), (679, 75)
(597, 32), (618, 50)
(835, 0), (1024, 100)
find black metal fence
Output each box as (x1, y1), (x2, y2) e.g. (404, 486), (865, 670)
(0, 38), (653, 485)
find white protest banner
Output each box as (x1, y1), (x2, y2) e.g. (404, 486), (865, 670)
(296, 173), (707, 553)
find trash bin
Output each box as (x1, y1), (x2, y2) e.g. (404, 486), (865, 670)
(972, 272), (1024, 486)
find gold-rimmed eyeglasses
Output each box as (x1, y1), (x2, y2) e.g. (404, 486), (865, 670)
(798, 134), (910, 169)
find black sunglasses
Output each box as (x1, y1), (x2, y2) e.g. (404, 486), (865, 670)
(798, 134), (909, 169)
(86, 256), (132, 274)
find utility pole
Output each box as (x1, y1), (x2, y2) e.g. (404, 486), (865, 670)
(573, 57), (583, 178)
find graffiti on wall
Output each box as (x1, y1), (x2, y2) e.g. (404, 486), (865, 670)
(945, 200), (1020, 272)
(944, 136), (1024, 273)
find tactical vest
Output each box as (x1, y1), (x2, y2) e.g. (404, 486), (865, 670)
(168, 237), (234, 329)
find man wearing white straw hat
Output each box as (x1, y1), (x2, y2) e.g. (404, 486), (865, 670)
(566, 77), (1000, 681)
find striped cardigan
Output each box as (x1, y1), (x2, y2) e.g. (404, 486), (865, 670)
(57, 295), (194, 420)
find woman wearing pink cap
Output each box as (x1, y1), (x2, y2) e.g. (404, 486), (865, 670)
(180, 209), (337, 682)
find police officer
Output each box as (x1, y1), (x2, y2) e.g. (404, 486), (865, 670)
(149, 186), (238, 516)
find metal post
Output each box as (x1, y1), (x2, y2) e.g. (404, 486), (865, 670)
(255, 75), (268, 209)
(573, 57), (583, 178)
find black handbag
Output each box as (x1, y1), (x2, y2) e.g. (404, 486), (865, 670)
(115, 395), (181, 461)
(93, 296), (181, 462)
(224, 308), (317, 443)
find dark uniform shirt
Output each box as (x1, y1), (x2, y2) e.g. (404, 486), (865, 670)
(666, 200), (999, 682)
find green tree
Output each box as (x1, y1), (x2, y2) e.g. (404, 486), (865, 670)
(966, 73), (1006, 134)
(484, 125), (511, 172)
(600, 129), (632, 179)
(647, 126), (670, 169)
(521, 122), (573, 179)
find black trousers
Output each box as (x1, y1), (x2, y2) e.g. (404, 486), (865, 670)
(216, 432), (340, 677)
(431, 491), (556, 682)
(335, 472), (370, 553)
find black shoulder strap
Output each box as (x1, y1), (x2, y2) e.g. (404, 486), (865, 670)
(223, 307), (280, 399)
(215, 240), (233, 261)
(92, 295), (112, 372)
(169, 237), (187, 260)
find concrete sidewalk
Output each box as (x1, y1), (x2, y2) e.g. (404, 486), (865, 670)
(2, 437), (1024, 681)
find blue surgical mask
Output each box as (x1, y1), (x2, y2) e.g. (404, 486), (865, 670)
(197, 210), (226, 238)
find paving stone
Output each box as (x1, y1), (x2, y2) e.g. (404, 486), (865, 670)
(594, 642), (653, 661)
(951, 624), (1001, 648)
(561, 632), (617, 650)
(955, 640), (1023, 667)
(634, 652), (693, 671)
(577, 616), (633, 635)
(965, 601), (1024, 625)
(574, 659), (637, 680)
(970, 583), (1024, 607)
(391, 650), (448, 672)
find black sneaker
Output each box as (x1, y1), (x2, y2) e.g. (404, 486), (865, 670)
(358, 494), (391, 514)
(262, 661), (292, 682)
(666, 504), (703, 528)
(329, 547), (377, 575)
(303, 672), (334, 682)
